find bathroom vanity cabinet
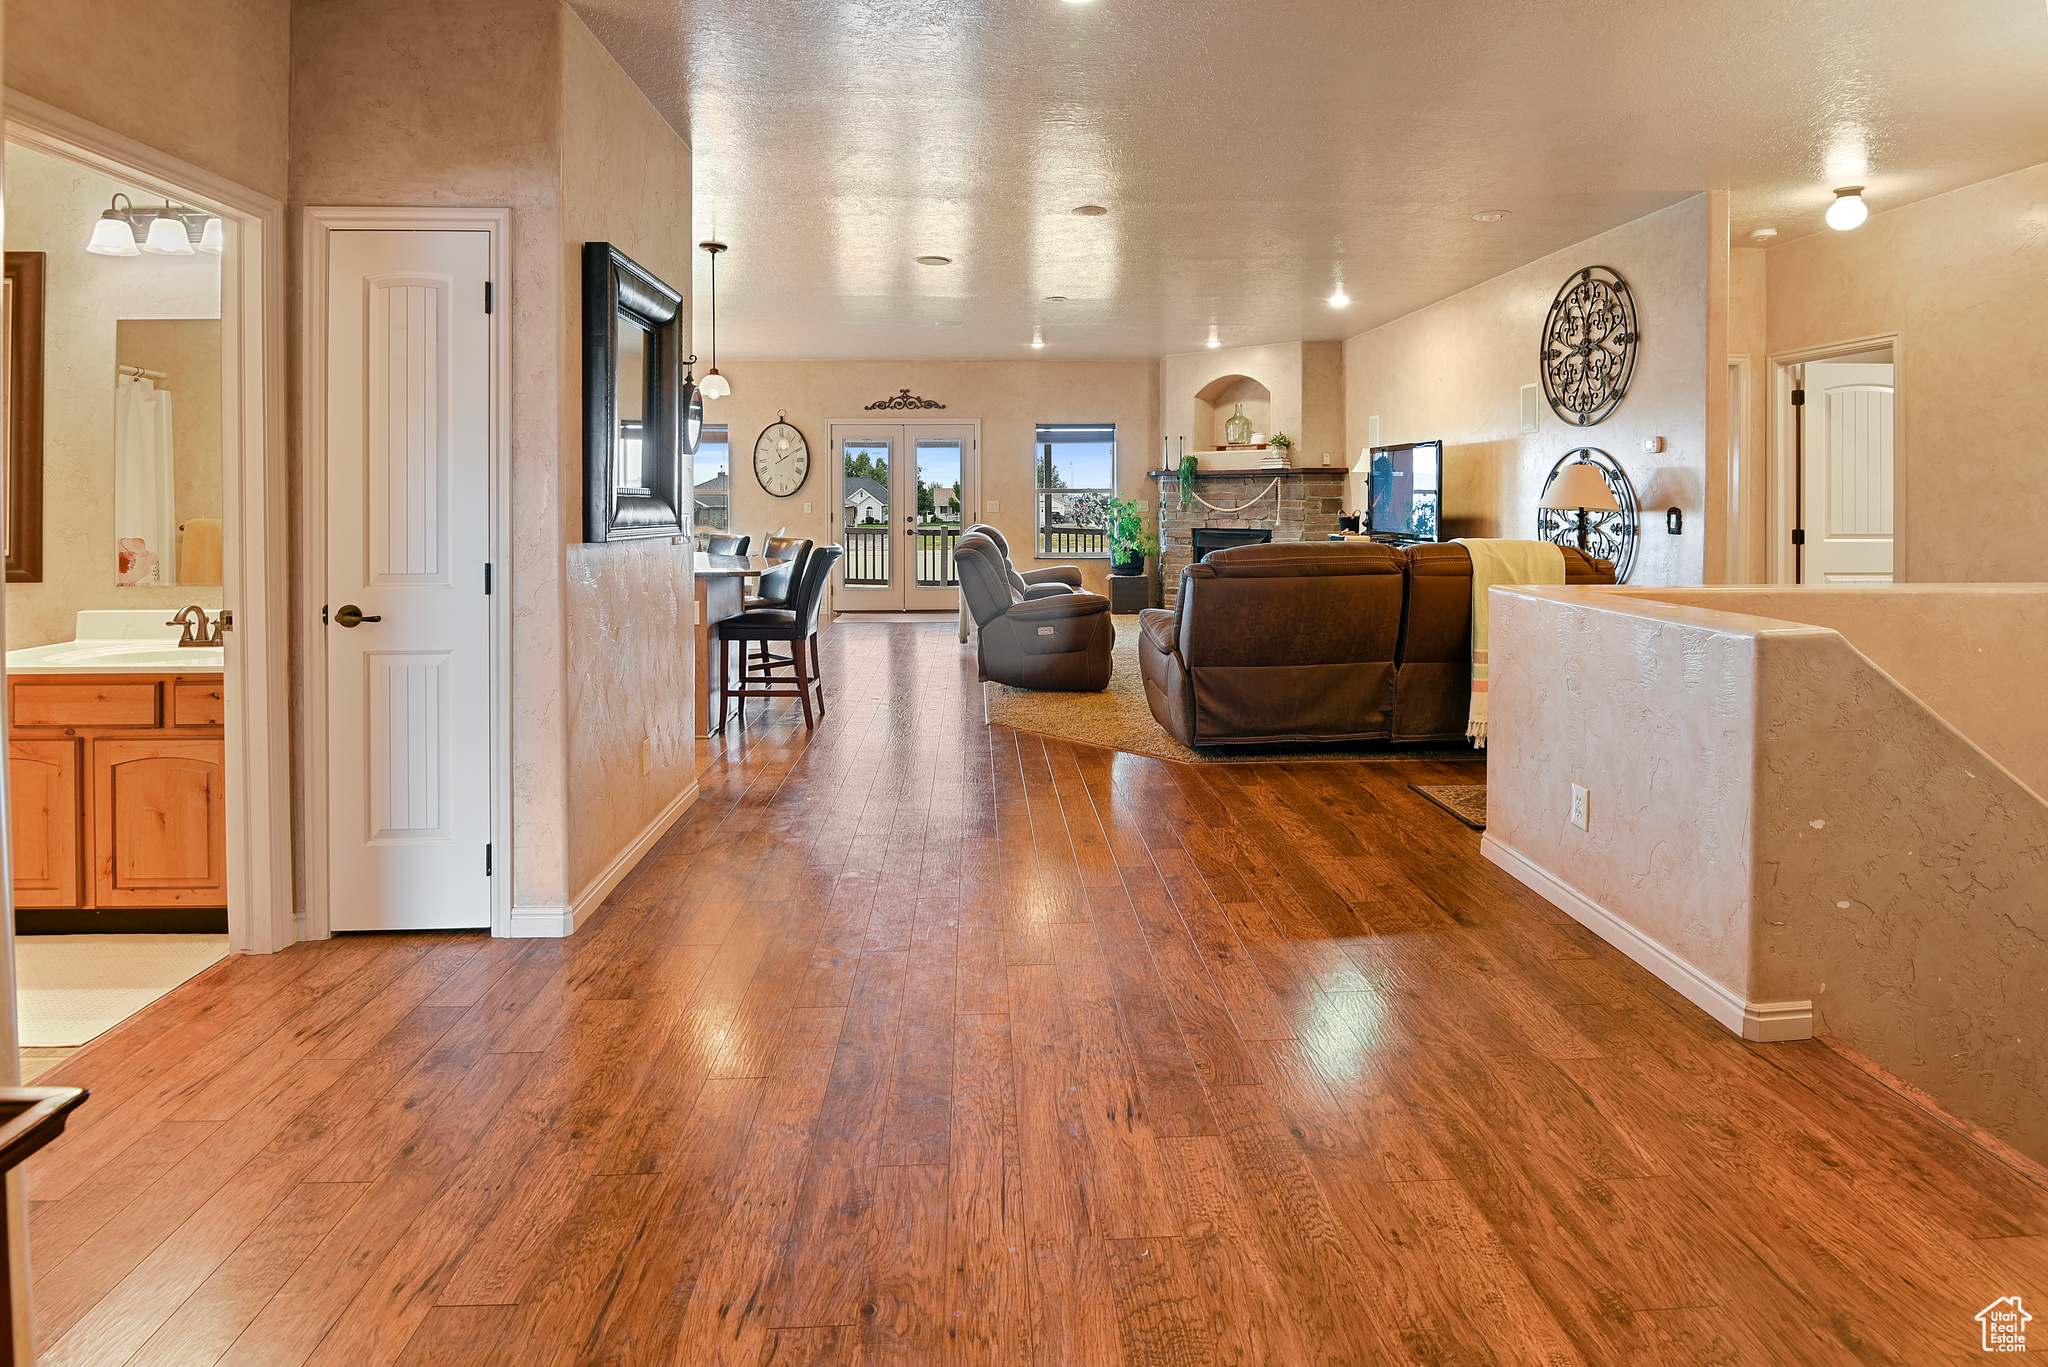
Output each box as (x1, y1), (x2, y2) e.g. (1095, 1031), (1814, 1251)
(8, 671), (227, 914)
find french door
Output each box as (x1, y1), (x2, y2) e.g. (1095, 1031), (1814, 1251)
(831, 420), (977, 610)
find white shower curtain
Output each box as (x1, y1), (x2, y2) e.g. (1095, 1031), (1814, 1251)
(114, 373), (178, 586)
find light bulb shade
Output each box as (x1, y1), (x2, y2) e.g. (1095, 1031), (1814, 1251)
(87, 215), (141, 256)
(698, 368), (731, 400)
(1538, 463), (1621, 512)
(198, 217), (225, 254)
(1826, 189), (1868, 231)
(143, 214), (195, 255)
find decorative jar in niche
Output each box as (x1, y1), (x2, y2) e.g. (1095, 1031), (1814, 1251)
(1224, 403), (1252, 446)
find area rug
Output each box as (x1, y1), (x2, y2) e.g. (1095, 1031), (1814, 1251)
(15, 934), (230, 1047)
(983, 616), (1485, 766)
(1412, 783), (1487, 829)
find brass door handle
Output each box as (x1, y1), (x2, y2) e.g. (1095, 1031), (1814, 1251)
(333, 604), (382, 628)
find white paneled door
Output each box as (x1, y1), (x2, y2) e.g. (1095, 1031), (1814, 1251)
(326, 230), (493, 929)
(1802, 361), (1895, 583)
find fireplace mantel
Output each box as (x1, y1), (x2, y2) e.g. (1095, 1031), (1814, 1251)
(1145, 467), (1342, 480)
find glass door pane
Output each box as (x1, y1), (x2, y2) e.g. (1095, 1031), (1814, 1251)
(839, 434), (894, 592)
(913, 437), (963, 589)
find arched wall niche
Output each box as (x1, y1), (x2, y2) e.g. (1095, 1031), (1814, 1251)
(1192, 373), (1272, 449)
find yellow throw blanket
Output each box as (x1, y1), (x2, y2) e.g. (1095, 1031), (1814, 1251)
(1452, 538), (1564, 747)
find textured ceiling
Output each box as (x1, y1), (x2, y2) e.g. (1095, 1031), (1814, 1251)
(571, 0), (2048, 361)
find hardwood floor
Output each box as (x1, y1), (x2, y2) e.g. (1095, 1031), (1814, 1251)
(25, 617), (2047, 1365)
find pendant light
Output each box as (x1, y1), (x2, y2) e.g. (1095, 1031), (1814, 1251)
(85, 194), (142, 256)
(697, 240), (730, 400)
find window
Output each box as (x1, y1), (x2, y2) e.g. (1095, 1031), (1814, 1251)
(693, 424), (730, 541)
(1035, 423), (1114, 557)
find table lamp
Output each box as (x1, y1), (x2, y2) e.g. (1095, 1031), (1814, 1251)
(1538, 462), (1621, 552)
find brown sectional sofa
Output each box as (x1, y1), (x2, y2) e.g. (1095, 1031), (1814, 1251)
(1137, 540), (1615, 748)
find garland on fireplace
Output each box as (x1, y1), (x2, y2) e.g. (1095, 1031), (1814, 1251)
(1184, 477), (1281, 514)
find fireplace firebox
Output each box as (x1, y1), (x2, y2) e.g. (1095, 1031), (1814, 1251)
(1191, 527), (1272, 561)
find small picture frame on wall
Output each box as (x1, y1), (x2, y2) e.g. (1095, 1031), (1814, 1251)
(4, 251), (46, 582)
(582, 242), (698, 543)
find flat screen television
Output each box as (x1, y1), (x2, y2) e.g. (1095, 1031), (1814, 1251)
(1367, 440), (1442, 541)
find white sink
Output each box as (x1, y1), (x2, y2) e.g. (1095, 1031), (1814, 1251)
(7, 610), (225, 675)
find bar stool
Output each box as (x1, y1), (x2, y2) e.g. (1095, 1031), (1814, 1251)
(715, 545), (843, 732)
(707, 534), (750, 556)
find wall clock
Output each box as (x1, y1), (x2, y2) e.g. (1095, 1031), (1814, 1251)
(753, 413), (810, 497)
(1539, 265), (1638, 427)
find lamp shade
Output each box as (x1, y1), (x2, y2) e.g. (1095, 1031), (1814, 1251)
(87, 215), (141, 256)
(143, 213), (195, 255)
(698, 368), (730, 400)
(1539, 463), (1621, 511)
(198, 217), (226, 254)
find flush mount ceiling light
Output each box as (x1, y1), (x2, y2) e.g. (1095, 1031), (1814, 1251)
(1751, 227), (1779, 243)
(698, 240), (731, 400)
(1030, 327), (1045, 349)
(86, 194), (222, 257)
(1471, 210), (1510, 223)
(915, 255), (952, 266)
(1826, 186), (1868, 231)
(1071, 205), (1108, 217)
(1042, 295), (1067, 303)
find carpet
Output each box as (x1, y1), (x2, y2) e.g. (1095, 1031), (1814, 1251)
(15, 934), (230, 1047)
(1412, 783), (1487, 829)
(983, 615), (1485, 766)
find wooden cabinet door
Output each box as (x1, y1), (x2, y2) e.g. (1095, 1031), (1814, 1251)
(9, 740), (80, 908)
(92, 740), (227, 907)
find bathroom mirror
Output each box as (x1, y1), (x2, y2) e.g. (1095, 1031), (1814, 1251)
(114, 319), (223, 586)
(582, 241), (692, 542)
(3, 251), (45, 583)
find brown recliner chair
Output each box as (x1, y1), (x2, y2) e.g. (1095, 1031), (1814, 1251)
(1393, 541), (1616, 742)
(965, 524), (1084, 591)
(1138, 541), (1407, 747)
(957, 531), (1114, 691)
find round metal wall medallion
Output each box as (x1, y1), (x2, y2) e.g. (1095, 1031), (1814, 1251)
(1540, 266), (1638, 427)
(1535, 447), (1639, 583)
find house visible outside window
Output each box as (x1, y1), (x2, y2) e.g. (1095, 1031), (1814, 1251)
(1036, 423), (1115, 557)
(694, 424), (730, 543)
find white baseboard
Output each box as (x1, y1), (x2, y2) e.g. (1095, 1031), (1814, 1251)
(505, 905), (575, 939)
(565, 780), (701, 926)
(1480, 834), (1812, 1043)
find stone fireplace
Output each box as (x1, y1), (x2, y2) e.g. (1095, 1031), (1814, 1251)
(1154, 468), (1346, 608)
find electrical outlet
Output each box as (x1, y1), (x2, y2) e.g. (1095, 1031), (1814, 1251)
(1569, 784), (1589, 831)
(639, 738), (652, 777)
(804, 502), (812, 514)
(986, 499), (1000, 513)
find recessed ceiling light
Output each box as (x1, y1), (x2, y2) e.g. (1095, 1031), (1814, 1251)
(1031, 327), (1045, 349)
(916, 255), (952, 266)
(1471, 210), (1510, 223)
(936, 321), (963, 327)
(1206, 325), (1221, 349)
(1042, 295), (1067, 302)
(1328, 287), (1350, 308)
(1071, 205), (1108, 217)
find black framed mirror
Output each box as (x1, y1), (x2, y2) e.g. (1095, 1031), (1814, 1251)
(582, 242), (701, 542)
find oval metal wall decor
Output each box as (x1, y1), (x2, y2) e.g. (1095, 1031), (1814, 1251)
(1535, 447), (1640, 582)
(1539, 266), (1638, 427)
(864, 389), (946, 411)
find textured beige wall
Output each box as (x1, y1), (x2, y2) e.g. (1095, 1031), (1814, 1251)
(708, 359), (1158, 597)
(6, 0), (291, 198)
(1343, 196), (1711, 584)
(1617, 585), (2048, 798)
(1727, 248), (1767, 583)
(1160, 342), (1306, 472)
(292, 0), (572, 908)
(3, 144), (224, 648)
(1487, 585), (2048, 1165)
(558, 11), (696, 902)
(1766, 159), (2048, 583)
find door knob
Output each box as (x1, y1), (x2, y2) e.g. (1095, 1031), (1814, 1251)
(333, 604), (382, 628)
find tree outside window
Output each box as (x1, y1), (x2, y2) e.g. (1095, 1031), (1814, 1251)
(1036, 424), (1114, 557)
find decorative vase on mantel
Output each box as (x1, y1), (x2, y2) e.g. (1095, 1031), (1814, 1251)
(1224, 403), (1253, 446)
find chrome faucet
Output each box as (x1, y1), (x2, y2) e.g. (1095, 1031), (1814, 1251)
(167, 605), (223, 647)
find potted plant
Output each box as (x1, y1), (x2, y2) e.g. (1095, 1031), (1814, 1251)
(1103, 494), (1161, 576)
(1269, 431), (1294, 458)
(1178, 452), (1199, 507)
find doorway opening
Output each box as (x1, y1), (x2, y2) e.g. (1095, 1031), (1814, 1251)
(1770, 339), (1901, 584)
(2, 100), (288, 1075)
(830, 420), (978, 612)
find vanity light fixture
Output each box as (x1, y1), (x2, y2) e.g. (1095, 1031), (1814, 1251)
(85, 194), (223, 257)
(1825, 186), (1868, 231)
(697, 240), (730, 400)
